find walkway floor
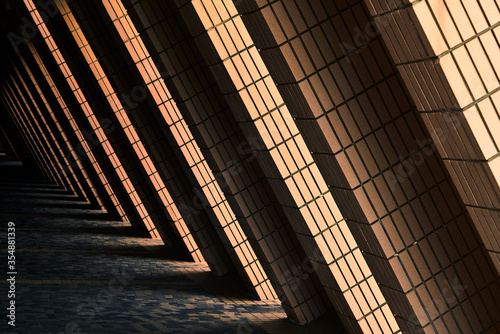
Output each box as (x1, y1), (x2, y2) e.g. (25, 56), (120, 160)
(0, 167), (340, 333)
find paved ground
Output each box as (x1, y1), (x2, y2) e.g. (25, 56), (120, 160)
(0, 166), (338, 334)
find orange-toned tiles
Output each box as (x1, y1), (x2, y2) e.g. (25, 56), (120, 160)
(23, 0), (160, 239)
(367, 0), (500, 332)
(38, 0), (200, 247)
(27, 40), (127, 218)
(17, 53), (106, 209)
(366, 0), (500, 211)
(53, 0), (206, 253)
(174, 0), (401, 332)
(123, 0), (335, 324)
(0, 87), (54, 179)
(2, 78), (68, 186)
(368, 0), (500, 248)
(9, 63), (90, 200)
(99, 0), (272, 292)
(235, 0), (500, 332)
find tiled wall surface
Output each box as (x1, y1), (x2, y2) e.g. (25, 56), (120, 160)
(121, 0), (336, 324)
(364, 0), (500, 275)
(1, 0), (499, 333)
(232, 0), (500, 332)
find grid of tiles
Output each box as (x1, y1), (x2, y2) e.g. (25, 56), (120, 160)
(25, 39), (128, 220)
(0, 84), (61, 182)
(23, 0), (162, 239)
(52, 0), (203, 255)
(234, 0), (500, 332)
(1, 0), (499, 333)
(2, 72), (79, 190)
(362, 0), (500, 332)
(7, 77), (82, 192)
(52, 0), (176, 241)
(122, 0), (336, 323)
(22, 2), (151, 233)
(9, 64), (89, 201)
(69, 0), (240, 278)
(98, 0), (276, 296)
(365, 0), (500, 266)
(121, 0), (353, 324)
(16, 53), (105, 210)
(85, 0), (232, 274)
(170, 0), (401, 331)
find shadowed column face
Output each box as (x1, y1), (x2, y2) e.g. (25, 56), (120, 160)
(66, 0), (256, 286)
(15, 53), (105, 209)
(23, 38), (128, 220)
(124, 0), (401, 330)
(10, 61), (92, 202)
(363, 0), (500, 332)
(47, 0), (203, 254)
(1, 85), (55, 181)
(363, 0), (500, 273)
(121, 0), (342, 325)
(1, 0), (499, 333)
(94, 0), (280, 299)
(21, 0), (158, 238)
(233, 0), (500, 332)
(4, 66), (80, 188)
(3, 76), (75, 188)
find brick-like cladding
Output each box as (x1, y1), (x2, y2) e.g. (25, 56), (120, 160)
(0, 0), (498, 333)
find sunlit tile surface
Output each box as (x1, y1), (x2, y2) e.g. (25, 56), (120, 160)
(0, 0), (499, 333)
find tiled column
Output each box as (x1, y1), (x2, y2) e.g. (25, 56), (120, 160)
(368, 0), (500, 331)
(67, 1), (233, 282)
(39, 0), (200, 253)
(10, 61), (93, 203)
(22, 1), (155, 238)
(64, 1), (272, 290)
(235, 0), (500, 333)
(122, 0), (340, 325)
(364, 0), (500, 271)
(0, 88), (53, 181)
(139, 0), (398, 331)
(15, 53), (104, 209)
(2, 78), (69, 188)
(233, 1), (496, 330)
(21, 39), (125, 219)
